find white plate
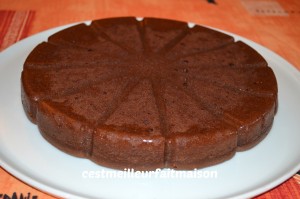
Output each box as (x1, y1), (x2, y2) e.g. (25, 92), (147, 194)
(1, 20), (300, 199)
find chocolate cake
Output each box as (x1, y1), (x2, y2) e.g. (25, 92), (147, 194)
(21, 17), (278, 170)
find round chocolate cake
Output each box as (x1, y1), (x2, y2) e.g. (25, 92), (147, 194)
(21, 17), (278, 170)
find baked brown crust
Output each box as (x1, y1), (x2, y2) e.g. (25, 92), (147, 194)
(21, 17), (278, 170)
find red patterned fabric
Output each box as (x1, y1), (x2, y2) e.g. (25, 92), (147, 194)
(256, 177), (300, 198)
(0, 10), (35, 51)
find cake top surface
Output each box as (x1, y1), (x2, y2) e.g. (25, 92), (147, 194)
(23, 16), (277, 145)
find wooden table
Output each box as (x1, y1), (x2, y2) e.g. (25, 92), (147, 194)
(1, 0), (300, 198)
